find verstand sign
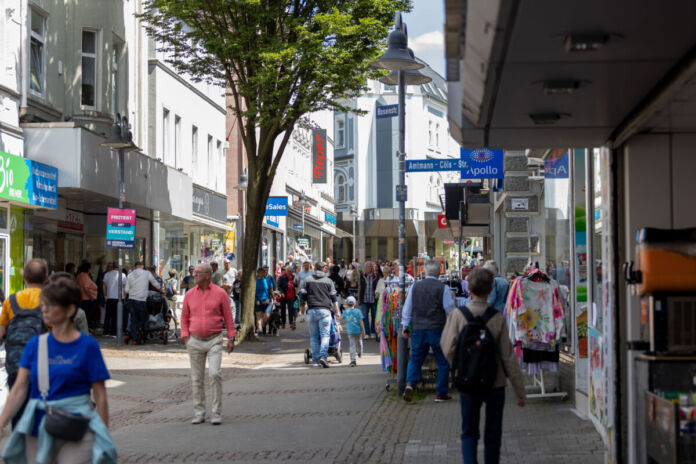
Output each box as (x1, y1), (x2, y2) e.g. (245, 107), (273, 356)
(106, 208), (136, 249)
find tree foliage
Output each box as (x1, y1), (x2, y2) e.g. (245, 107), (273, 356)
(139, 0), (410, 340)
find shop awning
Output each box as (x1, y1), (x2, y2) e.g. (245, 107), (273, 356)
(445, 1), (696, 149)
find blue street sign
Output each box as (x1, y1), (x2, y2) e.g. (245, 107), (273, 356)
(265, 196), (288, 216)
(376, 104), (398, 119)
(406, 158), (469, 172)
(459, 148), (504, 179)
(324, 212), (337, 225)
(293, 224), (304, 230)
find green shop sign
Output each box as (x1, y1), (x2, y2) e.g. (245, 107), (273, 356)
(0, 151), (58, 209)
(297, 236), (311, 248)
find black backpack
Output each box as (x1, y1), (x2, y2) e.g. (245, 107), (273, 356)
(451, 306), (499, 395)
(5, 293), (46, 377)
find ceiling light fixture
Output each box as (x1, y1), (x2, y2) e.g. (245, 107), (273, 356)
(529, 112), (570, 125)
(564, 33), (610, 52)
(542, 79), (583, 95)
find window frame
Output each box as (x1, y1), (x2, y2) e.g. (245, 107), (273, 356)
(191, 126), (198, 176)
(336, 173), (346, 203)
(29, 8), (47, 97)
(80, 28), (99, 110)
(174, 115), (181, 169)
(162, 108), (170, 163)
(335, 117), (345, 149)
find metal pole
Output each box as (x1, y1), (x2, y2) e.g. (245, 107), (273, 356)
(352, 214), (356, 259)
(117, 147), (125, 346)
(397, 69), (408, 396)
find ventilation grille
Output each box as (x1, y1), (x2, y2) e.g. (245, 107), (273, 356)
(668, 296), (696, 352)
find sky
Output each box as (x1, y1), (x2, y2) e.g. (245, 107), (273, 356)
(402, 0), (446, 77)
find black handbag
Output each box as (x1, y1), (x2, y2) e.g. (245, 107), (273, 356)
(38, 334), (91, 442)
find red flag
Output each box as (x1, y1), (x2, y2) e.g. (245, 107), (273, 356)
(437, 214), (448, 229)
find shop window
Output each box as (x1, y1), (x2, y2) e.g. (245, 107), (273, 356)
(30, 9), (46, 95)
(81, 29), (98, 108)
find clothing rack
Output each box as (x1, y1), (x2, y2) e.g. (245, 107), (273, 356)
(525, 370), (567, 399)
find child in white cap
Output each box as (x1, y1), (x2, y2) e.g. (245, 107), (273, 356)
(341, 296), (365, 367)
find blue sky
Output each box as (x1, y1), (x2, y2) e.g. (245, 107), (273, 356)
(402, 0), (445, 76)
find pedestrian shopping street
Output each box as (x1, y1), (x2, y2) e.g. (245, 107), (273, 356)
(101, 326), (603, 464)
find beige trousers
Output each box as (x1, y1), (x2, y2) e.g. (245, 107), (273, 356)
(187, 332), (224, 417)
(25, 431), (94, 464)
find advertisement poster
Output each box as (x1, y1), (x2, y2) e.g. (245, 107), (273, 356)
(106, 208), (136, 249)
(589, 327), (606, 426)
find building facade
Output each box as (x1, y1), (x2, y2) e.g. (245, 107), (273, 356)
(12, 0), (226, 293)
(333, 62), (459, 264)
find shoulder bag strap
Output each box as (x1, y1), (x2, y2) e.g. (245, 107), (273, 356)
(38, 333), (50, 402)
(481, 306), (498, 324)
(9, 293), (19, 314)
(458, 305), (474, 323)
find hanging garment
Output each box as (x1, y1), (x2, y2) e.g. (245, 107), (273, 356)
(506, 277), (565, 348)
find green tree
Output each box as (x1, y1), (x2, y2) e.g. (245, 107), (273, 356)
(139, 0), (409, 340)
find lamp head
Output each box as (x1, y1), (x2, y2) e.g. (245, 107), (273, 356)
(370, 29), (424, 71)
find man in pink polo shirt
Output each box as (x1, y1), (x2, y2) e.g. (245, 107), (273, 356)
(181, 262), (236, 425)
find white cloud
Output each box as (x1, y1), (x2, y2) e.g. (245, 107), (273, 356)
(409, 30), (444, 54)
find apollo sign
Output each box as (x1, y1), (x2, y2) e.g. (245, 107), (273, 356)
(460, 148), (504, 179)
(544, 150), (569, 179)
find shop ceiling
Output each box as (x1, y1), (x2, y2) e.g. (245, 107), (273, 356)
(447, 0), (696, 149)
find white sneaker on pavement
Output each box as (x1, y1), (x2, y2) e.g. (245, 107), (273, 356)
(211, 414), (222, 425)
(191, 414), (205, 424)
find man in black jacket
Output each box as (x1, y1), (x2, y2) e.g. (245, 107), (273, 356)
(300, 262), (338, 368)
(358, 262), (380, 340)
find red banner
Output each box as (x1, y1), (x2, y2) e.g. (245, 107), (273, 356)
(437, 214), (448, 229)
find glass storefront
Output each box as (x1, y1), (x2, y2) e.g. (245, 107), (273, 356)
(85, 235), (145, 274)
(21, 209), (84, 274)
(287, 217), (320, 262)
(157, 218), (227, 279)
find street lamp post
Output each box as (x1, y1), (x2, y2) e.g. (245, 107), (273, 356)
(371, 14), (430, 396)
(235, 168), (248, 267)
(101, 114), (139, 346)
(350, 206), (358, 259)
(299, 191), (307, 252)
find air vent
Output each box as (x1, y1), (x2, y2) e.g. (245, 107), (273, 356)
(668, 296), (696, 352)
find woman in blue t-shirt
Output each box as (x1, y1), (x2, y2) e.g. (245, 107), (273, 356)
(0, 277), (116, 464)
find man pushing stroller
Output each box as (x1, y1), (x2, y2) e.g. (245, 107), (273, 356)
(299, 262), (339, 368)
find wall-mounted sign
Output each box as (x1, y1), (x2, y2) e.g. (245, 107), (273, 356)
(406, 158), (469, 173)
(312, 129), (327, 184)
(437, 214), (448, 229)
(265, 216), (279, 228)
(460, 148), (504, 179)
(324, 212), (337, 226)
(376, 104), (398, 119)
(297, 236), (311, 248)
(0, 151), (58, 209)
(545, 149), (569, 179)
(293, 224), (304, 230)
(511, 198), (529, 211)
(106, 208), (136, 249)
(192, 185), (227, 222)
(265, 196), (288, 216)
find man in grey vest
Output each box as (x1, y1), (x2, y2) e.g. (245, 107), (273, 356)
(401, 260), (455, 402)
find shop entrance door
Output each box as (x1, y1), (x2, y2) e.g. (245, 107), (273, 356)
(0, 234), (9, 299)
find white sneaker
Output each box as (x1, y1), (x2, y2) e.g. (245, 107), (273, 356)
(191, 414), (205, 424)
(312, 362), (320, 368)
(211, 414), (222, 425)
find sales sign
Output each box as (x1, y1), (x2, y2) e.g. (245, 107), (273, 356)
(376, 104), (398, 119)
(106, 208), (136, 249)
(265, 196), (288, 216)
(312, 129), (327, 184)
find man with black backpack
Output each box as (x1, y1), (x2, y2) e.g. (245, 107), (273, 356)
(401, 260), (456, 403)
(440, 267), (526, 463)
(0, 259), (48, 426)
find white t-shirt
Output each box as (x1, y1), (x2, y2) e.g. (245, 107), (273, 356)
(102, 270), (126, 300)
(223, 268), (237, 286)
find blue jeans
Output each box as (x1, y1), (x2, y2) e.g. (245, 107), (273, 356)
(405, 328), (450, 395)
(460, 387), (505, 464)
(308, 309), (332, 361)
(360, 302), (377, 336)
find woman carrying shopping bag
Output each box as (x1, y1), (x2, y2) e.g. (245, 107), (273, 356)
(0, 277), (116, 464)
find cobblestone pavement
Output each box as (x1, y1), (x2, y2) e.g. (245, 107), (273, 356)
(99, 324), (605, 463)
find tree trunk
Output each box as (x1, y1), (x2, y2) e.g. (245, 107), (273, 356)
(238, 160), (274, 341)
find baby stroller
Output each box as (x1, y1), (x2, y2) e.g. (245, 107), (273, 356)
(304, 314), (342, 364)
(145, 293), (178, 345)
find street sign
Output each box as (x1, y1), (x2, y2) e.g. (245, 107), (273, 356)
(406, 158), (468, 173)
(324, 212), (337, 225)
(376, 104), (398, 119)
(106, 208), (136, 249)
(293, 224), (304, 230)
(297, 236), (310, 248)
(396, 185), (407, 202)
(265, 196), (288, 216)
(511, 198), (529, 211)
(437, 214), (448, 229)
